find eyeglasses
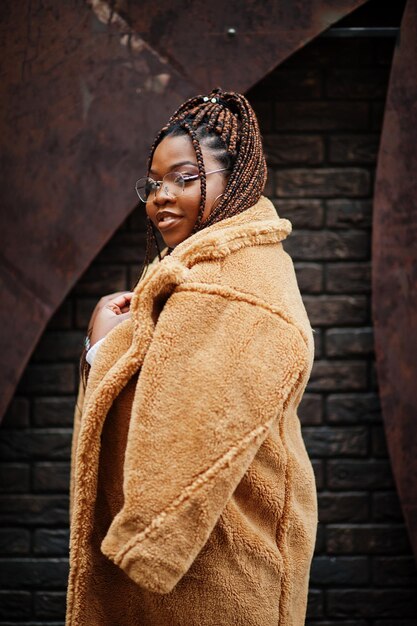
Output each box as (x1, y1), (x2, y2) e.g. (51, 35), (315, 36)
(135, 168), (228, 203)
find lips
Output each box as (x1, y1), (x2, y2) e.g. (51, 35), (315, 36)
(156, 210), (184, 231)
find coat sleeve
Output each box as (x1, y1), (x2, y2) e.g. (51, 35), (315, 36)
(100, 286), (309, 594)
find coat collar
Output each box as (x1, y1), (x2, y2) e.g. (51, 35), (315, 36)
(171, 194), (291, 266)
(128, 194), (291, 332)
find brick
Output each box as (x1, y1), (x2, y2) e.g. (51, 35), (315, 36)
(326, 524), (412, 555)
(327, 460), (394, 490)
(0, 591), (31, 620)
(371, 425), (389, 457)
(374, 39), (396, 67)
(303, 296), (368, 326)
(129, 203), (152, 232)
(326, 199), (372, 229)
(94, 232), (147, 264)
(305, 622), (367, 626)
(263, 134), (324, 165)
(311, 460), (324, 490)
(326, 262), (371, 293)
(289, 38), (376, 69)
(33, 397), (76, 427)
(0, 496), (69, 526)
(306, 588), (324, 619)
(0, 463), (30, 493)
(275, 168), (370, 197)
(47, 299), (73, 330)
(251, 100), (273, 132)
(285, 231), (369, 261)
(273, 199), (324, 228)
(32, 331), (85, 362)
(370, 360), (380, 391)
(74, 297), (97, 329)
(373, 556), (417, 587)
(17, 364), (76, 395)
(327, 589), (417, 618)
(308, 360), (367, 392)
(326, 69), (388, 99)
(299, 393), (323, 425)
(374, 621), (417, 626)
(1, 397), (30, 429)
(33, 529), (69, 556)
(250, 68), (322, 99)
(33, 463), (70, 492)
(34, 591), (66, 619)
(0, 559), (68, 589)
(372, 492), (405, 522)
(314, 522), (325, 553)
(74, 264), (127, 296)
(274, 102), (369, 131)
(329, 134), (379, 164)
(327, 392), (381, 424)
(325, 328), (374, 357)
(294, 263), (323, 294)
(371, 102), (385, 131)
(129, 263), (149, 290)
(310, 555), (369, 585)
(0, 529), (30, 555)
(312, 328), (322, 359)
(303, 426), (367, 457)
(318, 492), (368, 523)
(0, 430), (72, 461)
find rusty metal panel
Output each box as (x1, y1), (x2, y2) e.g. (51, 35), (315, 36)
(372, 0), (417, 562)
(0, 0), (370, 422)
(99, 0), (371, 93)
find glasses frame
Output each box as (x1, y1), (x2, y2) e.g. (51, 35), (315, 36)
(135, 168), (228, 203)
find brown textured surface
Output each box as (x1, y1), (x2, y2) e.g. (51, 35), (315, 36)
(372, 0), (417, 562)
(0, 0), (369, 421)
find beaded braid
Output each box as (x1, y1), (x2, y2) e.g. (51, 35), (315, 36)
(135, 87), (266, 284)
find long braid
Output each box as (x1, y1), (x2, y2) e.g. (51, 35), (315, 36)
(180, 120), (208, 232)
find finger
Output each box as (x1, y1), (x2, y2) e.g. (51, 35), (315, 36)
(89, 291), (126, 327)
(110, 293), (134, 309)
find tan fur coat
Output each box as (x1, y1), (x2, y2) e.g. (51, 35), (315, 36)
(66, 196), (318, 626)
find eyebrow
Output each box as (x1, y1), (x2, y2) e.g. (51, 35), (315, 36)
(149, 160), (198, 175)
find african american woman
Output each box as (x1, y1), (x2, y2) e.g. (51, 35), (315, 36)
(66, 88), (318, 626)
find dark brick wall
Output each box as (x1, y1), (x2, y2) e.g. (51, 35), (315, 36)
(1, 35), (417, 625)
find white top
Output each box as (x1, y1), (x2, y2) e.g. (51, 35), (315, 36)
(86, 337), (106, 366)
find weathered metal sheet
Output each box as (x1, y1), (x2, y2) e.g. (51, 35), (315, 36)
(372, 0), (417, 562)
(0, 0), (370, 422)
(103, 0), (371, 94)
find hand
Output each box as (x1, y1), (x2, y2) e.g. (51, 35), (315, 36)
(88, 291), (129, 331)
(89, 292), (134, 347)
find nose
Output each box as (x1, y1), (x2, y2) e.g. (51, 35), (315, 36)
(153, 182), (175, 206)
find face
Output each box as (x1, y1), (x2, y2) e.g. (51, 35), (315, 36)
(145, 134), (228, 248)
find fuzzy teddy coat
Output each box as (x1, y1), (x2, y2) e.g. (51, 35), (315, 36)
(66, 195), (318, 626)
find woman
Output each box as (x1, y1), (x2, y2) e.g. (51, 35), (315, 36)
(66, 88), (318, 626)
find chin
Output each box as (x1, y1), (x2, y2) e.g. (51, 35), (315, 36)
(161, 233), (186, 249)
(159, 225), (192, 249)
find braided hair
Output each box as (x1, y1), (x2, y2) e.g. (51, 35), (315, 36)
(134, 87), (267, 286)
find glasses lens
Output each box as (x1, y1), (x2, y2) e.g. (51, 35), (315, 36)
(162, 172), (184, 197)
(135, 178), (156, 203)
